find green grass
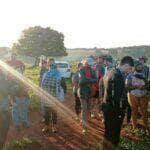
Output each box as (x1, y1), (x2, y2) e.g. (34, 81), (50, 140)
(4, 137), (42, 150)
(24, 65), (73, 111)
(120, 137), (150, 150)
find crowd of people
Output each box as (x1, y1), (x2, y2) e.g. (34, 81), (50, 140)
(72, 55), (149, 149)
(0, 53), (149, 149)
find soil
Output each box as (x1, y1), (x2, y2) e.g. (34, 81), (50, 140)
(5, 92), (149, 150)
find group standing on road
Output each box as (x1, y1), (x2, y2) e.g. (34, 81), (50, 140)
(0, 53), (149, 150)
(72, 55), (149, 149)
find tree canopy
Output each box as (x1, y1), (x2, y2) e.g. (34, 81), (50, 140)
(12, 26), (67, 57)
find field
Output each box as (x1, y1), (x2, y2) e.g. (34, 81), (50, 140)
(4, 65), (150, 150)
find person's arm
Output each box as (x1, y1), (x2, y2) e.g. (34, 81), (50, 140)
(61, 77), (67, 94)
(99, 78), (104, 99)
(102, 69), (115, 103)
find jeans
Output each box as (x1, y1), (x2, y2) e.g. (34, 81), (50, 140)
(128, 93), (148, 128)
(43, 106), (57, 125)
(102, 103), (125, 149)
(74, 93), (81, 116)
(80, 98), (91, 128)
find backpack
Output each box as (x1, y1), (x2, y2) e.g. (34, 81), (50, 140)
(106, 68), (126, 109)
(131, 74), (145, 88)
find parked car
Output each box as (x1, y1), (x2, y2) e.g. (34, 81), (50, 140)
(55, 61), (71, 78)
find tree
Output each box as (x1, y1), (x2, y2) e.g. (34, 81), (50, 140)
(12, 26), (67, 57)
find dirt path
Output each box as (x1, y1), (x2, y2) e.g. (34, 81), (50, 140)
(6, 93), (147, 150)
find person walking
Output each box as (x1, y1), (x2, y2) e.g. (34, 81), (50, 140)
(41, 63), (63, 133)
(126, 62), (149, 132)
(72, 62), (83, 120)
(101, 56), (134, 149)
(78, 60), (97, 134)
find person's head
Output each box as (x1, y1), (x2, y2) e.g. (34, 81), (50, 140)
(47, 58), (55, 68)
(82, 59), (90, 68)
(120, 56), (134, 74)
(135, 63), (144, 73)
(106, 56), (113, 66)
(139, 56), (147, 64)
(11, 53), (17, 60)
(41, 60), (47, 68)
(97, 56), (104, 64)
(77, 62), (83, 70)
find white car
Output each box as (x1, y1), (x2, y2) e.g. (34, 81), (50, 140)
(55, 61), (71, 78)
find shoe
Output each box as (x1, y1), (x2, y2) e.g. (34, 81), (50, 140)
(41, 118), (45, 123)
(42, 127), (49, 133)
(82, 127), (87, 134)
(91, 113), (95, 118)
(52, 126), (58, 133)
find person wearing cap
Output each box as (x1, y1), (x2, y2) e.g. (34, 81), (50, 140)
(126, 62), (149, 131)
(78, 60), (97, 134)
(72, 62), (83, 120)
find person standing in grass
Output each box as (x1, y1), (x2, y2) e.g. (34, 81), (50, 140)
(39, 59), (48, 86)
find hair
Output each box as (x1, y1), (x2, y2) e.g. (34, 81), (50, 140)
(77, 62), (83, 68)
(135, 62), (143, 71)
(120, 56), (134, 67)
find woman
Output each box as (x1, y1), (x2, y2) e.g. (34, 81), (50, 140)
(126, 63), (149, 131)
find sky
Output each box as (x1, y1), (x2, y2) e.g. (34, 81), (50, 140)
(0, 0), (150, 48)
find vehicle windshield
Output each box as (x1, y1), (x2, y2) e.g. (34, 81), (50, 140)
(56, 63), (68, 68)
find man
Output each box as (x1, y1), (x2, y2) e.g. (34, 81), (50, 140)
(72, 62), (83, 120)
(78, 60), (97, 134)
(41, 63), (62, 133)
(7, 53), (25, 74)
(39, 59), (48, 86)
(139, 56), (149, 80)
(94, 56), (105, 80)
(100, 56), (134, 149)
(104, 55), (114, 76)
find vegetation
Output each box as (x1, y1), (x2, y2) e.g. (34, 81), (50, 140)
(120, 137), (150, 150)
(4, 137), (42, 150)
(12, 26), (67, 57)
